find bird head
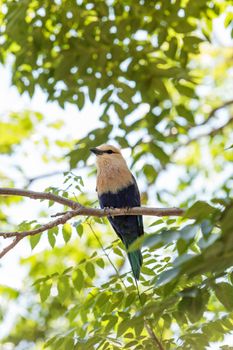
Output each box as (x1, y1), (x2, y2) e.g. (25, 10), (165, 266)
(90, 144), (128, 170)
(90, 144), (121, 156)
(90, 144), (133, 191)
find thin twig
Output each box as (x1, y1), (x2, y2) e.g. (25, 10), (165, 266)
(144, 318), (164, 350)
(0, 236), (23, 259)
(87, 221), (127, 290)
(199, 99), (233, 126)
(27, 171), (66, 186)
(134, 273), (164, 349)
(173, 115), (233, 154)
(0, 210), (81, 239)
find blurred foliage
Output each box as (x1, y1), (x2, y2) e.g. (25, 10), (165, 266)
(0, 110), (43, 154)
(0, 0), (233, 349)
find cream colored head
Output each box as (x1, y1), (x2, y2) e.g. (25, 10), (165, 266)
(90, 144), (127, 169)
(90, 144), (133, 193)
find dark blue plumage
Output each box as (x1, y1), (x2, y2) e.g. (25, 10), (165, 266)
(99, 180), (143, 280)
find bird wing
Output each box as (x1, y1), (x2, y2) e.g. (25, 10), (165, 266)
(98, 179), (144, 245)
(131, 175), (144, 237)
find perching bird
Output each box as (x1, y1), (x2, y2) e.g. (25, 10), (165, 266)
(90, 144), (143, 280)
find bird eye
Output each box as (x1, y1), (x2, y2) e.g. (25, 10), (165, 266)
(106, 150), (114, 154)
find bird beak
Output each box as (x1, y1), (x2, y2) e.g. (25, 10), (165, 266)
(90, 147), (103, 155)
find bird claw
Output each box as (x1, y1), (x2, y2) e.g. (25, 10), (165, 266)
(103, 206), (114, 213)
(125, 206), (131, 212)
(103, 206), (115, 218)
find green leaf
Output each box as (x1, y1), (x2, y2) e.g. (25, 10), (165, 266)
(176, 104), (195, 124)
(48, 230), (56, 248)
(85, 262), (95, 279)
(180, 224), (199, 242)
(117, 319), (131, 337)
(201, 220), (213, 237)
(131, 318), (144, 337)
(155, 267), (180, 287)
(72, 269), (84, 292)
(185, 201), (217, 220)
(178, 289), (209, 323)
(176, 83), (195, 98)
(96, 292), (109, 309)
(44, 336), (57, 348)
(129, 229), (180, 251)
(96, 258), (105, 269)
(213, 283), (233, 311)
(114, 103), (126, 119)
(57, 276), (70, 302)
(173, 20), (196, 33)
(88, 84), (97, 103)
(77, 91), (85, 110)
(100, 89), (113, 104)
(39, 282), (52, 302)
(221, 205), (233, 235)
(62, 223), (72, 243)
(30, 233), (42, 250)
(75, 223), (84, 237)
(183, 36), (204, 51)
(149, 219), (164, 227)
(166, 37), (178, 59)
(125, 292), (136, 308)
(105, 316), (118, 333)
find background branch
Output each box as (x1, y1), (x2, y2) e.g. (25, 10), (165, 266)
(173, 115), (233, 154)
(199, 99), (233, 126)
(27, 171), (66, 187)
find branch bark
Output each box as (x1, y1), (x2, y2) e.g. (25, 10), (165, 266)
(0, 187), (81, 209)
(144, 318), (164, 350)
(0, 187), (184, 258)
(0, 187), (184, 222)
(0, 236), (23, 259)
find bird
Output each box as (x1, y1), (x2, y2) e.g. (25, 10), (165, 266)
(90, 144), (143, 280)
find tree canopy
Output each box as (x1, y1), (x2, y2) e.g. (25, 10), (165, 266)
(0, 0), (233, 349)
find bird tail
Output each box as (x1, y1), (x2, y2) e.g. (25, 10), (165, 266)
(127, 250), (143, 280)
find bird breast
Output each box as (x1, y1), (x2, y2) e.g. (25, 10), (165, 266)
(96, 159), (133, 194)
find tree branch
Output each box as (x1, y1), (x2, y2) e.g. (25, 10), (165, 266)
(27, 171), (66, 186)
(0, 209), (81, 238)
(0, 187), (184, 258)
(0, 236), (23, 259)
(0, 188), (184, 258)
(173, 115), (233, 154)
(144, 318), (164, 350)
(200, 99), (233, 126)
(0, 187), (184, 221)
(0, 187), (81, 209)
(184, 114), (233, 147)
(0, 207), (184, 239)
